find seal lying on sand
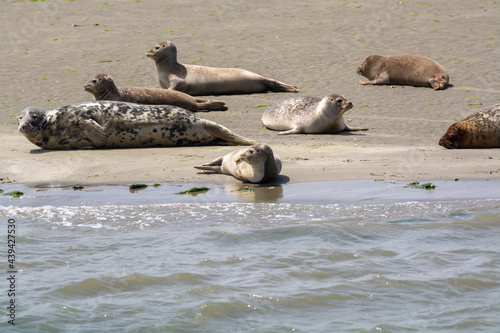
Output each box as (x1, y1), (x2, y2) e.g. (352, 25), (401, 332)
(18, 101), (256, 150)
(356, 54), (449, 90)
(146, 41), (299, 96)
(194, 143), (282, 183)
(261, 94), (368, 135)
(439, 104), (500, 149)
(84, 73), (228, 111)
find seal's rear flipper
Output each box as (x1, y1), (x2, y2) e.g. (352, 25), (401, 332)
(203, 120), (257, 146)
(266, 79), (299, 93)
(196, 99), (228, 111)
(194, 156), (224, 173)
(344, 125), (369, 132)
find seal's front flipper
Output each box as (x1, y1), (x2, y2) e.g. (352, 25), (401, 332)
(278, 126), (303, 135)
(80, 119), (106, 147)
(194, 156), (224, 173)
(169, 77), (188, 93)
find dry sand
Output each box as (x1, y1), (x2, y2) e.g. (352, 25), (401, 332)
(1, 0), (499, 185)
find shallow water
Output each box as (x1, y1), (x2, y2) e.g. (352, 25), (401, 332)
(1, 180), (499, 332)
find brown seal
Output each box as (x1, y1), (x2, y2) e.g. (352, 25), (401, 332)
(261, 94), (368, 135)
(83, 74), (227, 112)
(17, 101), (257, 150)
(194, 143), (282, 183)
(356, 54), (449, 90)
(145, 41), (299, 96)
(439, 104), (500, 149)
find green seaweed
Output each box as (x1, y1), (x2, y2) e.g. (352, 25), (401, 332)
(175, 187), (210, 195)
(247, 105), (271, 108)
(4, 191), (24, 197)
(404, 182), (436, 189)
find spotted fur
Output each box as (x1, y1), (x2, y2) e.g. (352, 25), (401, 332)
(18, 101), (256, 150)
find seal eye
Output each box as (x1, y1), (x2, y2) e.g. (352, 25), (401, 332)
(248, 149), (254, 154)
(92, 80), (97, 84)
(155, 46), (160, 50)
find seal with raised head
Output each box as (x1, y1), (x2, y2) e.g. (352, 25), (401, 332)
(84, 73), (228, 112)
(194, 143), (282, 183)
(356, 54), (449, 90)
(18, 101), (257, 150)
(439, 104), (500, 149)
(146, 41), (299, 96)
(261, 94), (368, 135)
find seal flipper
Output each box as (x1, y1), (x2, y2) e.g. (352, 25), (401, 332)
(264, 79), (299, 93)
(202, 119), (257, 145)
(169, 76), (188, 92)
(194, 156), (224, 173)
(344, 125), (369, 132)
(278, 126), (303, 135)
(80, 119), (106, 147)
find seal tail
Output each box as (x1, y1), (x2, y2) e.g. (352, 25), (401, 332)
(265, 79), (299, 93)
(203, 120), (258, 146)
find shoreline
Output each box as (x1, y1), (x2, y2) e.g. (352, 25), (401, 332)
(2, 179), (499, 207)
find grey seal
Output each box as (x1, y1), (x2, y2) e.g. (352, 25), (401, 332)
(18, 101), (257, 150)
(439, 104), (500, 149)
(356, 54), (449, 90)
(83, 73), (228, 111)
(194, 143), (282, 183)
(146, 41), (299, 96)
(261, 94), (368, 135)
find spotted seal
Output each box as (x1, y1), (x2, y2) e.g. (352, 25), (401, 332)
(356, 54), (449, 90)
(261, 94), (368, 135)
(438, 104), (500, 149)
(83, 73), (228, 111)
(146, 41), (299, 96)
(194, 143), (282, 183)
(17, 101), (257, 150)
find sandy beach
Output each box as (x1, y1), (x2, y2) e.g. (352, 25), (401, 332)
(1, 0), (499, 185)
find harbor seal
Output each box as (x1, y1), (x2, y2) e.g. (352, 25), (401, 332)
(194, 143), (282, 183)
(261, 94), (368, 135)
(17, 101), (257, 150)
(438, 104), (500, 149)
(145, 41), (299, 96)
(84, 73), (228, 111)
(356, 54), (449, 90)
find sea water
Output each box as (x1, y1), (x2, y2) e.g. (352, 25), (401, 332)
(0, 180), (499, 332)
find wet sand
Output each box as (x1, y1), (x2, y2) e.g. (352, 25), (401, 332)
(1, 0), (499, 185)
